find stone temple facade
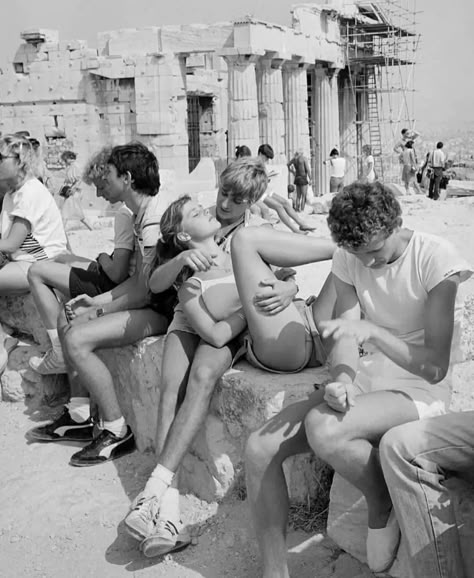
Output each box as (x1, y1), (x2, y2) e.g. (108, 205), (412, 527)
(0, 1), (373, 199)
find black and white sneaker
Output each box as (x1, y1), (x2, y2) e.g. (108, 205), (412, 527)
(69, 427), (135, 467)
(27, 408), (94, 443)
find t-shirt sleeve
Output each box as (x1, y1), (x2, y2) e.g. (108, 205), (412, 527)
(113, 208), (134, 251)
(8, 182), (38, 225)
(421, 236), (473, 292)
(331, 248), (354, 285)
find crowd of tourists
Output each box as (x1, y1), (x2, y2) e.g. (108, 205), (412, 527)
(0, 133), (472, 577)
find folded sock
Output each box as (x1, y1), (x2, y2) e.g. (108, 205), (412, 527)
(46, 329), (62, 352)
(143, 464), (175, 501)
(66, 397), (91, 423)
(102, 416), (128, 438)
(159, 487), (180, 524)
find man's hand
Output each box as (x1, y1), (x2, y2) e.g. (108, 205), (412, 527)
(178, 249), (216, 272)
(65, 294), (97, 321)
(324, 381), (356, 413)
(254, 278), (297, 315)
(320, 319), (375, 345)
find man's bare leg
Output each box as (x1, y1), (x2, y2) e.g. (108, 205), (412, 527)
(245, 389), (325, 578)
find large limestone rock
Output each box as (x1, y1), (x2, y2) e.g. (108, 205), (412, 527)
(100, 334), (332, 502)
(0, 294), (48, 350)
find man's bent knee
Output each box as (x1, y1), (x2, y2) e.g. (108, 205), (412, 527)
(379, 423), (416, 469)
(187, 364), (222, 396)
(62, 326), (92, 362)
(304, 410), (340, 460)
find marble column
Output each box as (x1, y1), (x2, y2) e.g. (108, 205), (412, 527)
(314, 66), (341, 194)
(339, 72), (358, 183)
(256, 55), (286, 163)
(223, 54), (260, 158)
(282, 61), (311, 163)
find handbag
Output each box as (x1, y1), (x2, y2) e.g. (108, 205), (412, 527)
(59, 185), (73, 198)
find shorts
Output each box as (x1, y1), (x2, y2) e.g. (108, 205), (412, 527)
(149, 287), (178, 324)
(244, 300), (327, 374)
(330, 176), (344, 193)
(295, 176), (309, 186)
(167, 306), (195, 334)
(69, 262), (117, 298)
(353, 348), (450, 419)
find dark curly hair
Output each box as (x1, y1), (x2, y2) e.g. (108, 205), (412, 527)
(108, 141), (160, 196)
(327, 181), (402, 249)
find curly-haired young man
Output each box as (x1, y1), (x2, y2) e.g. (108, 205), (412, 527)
(245, 181), (471, 577)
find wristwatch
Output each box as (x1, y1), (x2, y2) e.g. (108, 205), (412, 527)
(95, 307), (105, 318)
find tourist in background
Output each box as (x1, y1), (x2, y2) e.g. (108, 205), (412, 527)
(401, 141), (423, 195)
(428, 141), (446, 201)
(28, 138), (51, 188)
(235, 145), (252, 159)
(59, 150), (93, 230)
(361, 144), (376, 183)
(324, 148), (346, 193)
(287, 149), (312, 212)
(253, 144), (315, 233)
(393, 127), (420, 156)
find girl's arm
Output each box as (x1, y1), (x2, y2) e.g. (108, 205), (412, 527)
(0, 217), (30, 254)
(179, 280), (246, 348)
(149, 249), (216, 294)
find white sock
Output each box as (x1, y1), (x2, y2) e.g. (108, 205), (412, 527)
(46, 329), (62, 354)
(143, 464), (175, 501)
(66, 397), (90, 423)
(159, 487), (180, 524)
(102, 416), (128, 438)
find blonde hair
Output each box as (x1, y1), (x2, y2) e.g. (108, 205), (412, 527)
(0, 134), (35, 184)
(219, 158), (268, 204)
(82, 146), (113, 185)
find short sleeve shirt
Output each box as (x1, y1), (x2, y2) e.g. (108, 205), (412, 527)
(132, 194), (168, 266)
(1, 178), (67, 261)
(113, 204), (135, 276)
(332, 231), (472, 348)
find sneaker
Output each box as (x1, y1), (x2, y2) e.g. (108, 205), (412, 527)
(124, 492), (160, 541)
(69, 426), (135, 467)
(0, 336), (19, 375)
(27, 408), (94, 443)
(140, 518), (191, 558)
(29, 349), (67, 375)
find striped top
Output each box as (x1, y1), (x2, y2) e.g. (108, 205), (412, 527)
(1, 178), (67, 262)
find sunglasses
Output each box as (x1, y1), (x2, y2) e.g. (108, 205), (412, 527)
(0, 153), (18, 163)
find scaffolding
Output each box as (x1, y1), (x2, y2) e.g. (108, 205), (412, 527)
(341, 1), (420, 182)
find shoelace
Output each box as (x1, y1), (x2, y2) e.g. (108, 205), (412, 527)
(133, 496), (160, 525)
(152, 518), (180, 538)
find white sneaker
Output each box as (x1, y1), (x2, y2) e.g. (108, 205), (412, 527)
(29, 349), (67, 375)
(140, 518), (191, 558)
(366, 508), (401, 573)
(124, 493), (160, 541)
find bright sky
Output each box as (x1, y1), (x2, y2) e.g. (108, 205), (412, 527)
(1, 0), (473, 131)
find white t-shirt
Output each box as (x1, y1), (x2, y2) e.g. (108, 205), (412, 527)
(113, 204), (135, 276)
(364, 155), (375, 182)
(1, 178), (67, 261)
(332, 231), (472, 396)
(132, 193), (168, 266)
(329, 157), (346, 178)
(430, 149), (446, 169)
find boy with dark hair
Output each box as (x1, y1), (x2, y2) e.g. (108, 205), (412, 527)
(428, 141), (446, 201)
(28, 142), (172, 467)
(245, 180), (471, 577)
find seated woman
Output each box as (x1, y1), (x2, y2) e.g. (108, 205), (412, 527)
(0, 134), (68, 366)
(27, 147), (135, 375)
(123, 188), (335, 557)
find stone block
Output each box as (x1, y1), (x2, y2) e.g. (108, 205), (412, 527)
(0, 295), (48, 350)
(327, 473), (474, 578)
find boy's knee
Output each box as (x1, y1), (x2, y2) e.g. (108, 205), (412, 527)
(27, 261), (45, 284)
(245, 429), (278, 471)
(62, 326), (89, 360)
(188, 364), (221, 395)
(380, 423), (415, 467)
(304, 410), (340, 458)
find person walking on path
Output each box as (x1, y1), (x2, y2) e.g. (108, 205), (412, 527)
(428, 142), (446, 201)
(288, 150), (312, 212)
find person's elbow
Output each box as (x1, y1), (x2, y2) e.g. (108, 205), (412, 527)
(428, 363), (448, 384)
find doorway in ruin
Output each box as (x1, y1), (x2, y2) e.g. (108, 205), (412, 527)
(186, 94), (214, 173)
